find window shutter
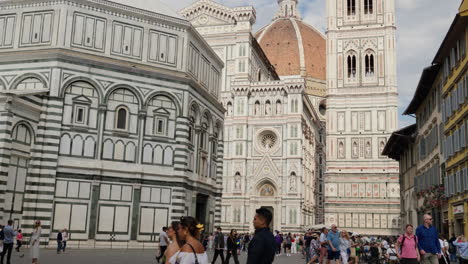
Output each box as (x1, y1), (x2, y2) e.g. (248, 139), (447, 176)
(461, 124), (466, 148)
(445, 176), (449, 197)
(464, 168), (468, 191)
(456, 171), (462, 193)
(459, 82), (464, 105)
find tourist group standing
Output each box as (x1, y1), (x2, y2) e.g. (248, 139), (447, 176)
(0, 219), (41, 264)
(158, 207), (276, 264)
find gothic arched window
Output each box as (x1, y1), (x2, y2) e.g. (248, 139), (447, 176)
(347, 53), (357, 78)
(364, 0), (374, 15)
(365, 50), (375, 77)
(347, 0), (356, 16)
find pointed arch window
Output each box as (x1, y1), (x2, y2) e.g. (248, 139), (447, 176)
(347, 53), (357, 78)
(364, 50), (376, 78)
(347, 0), (356, 16)
(365, 54), (375, 76)
(364, 0), (374, 15)
(115, 106), (129, 130)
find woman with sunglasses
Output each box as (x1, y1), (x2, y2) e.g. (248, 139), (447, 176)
(169, 217), (208, 264)
(164, 221), (183, 264)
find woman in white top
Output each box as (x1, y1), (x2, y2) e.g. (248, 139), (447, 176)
(169, 216), (208, 264)
(30, 220), (41, 264)
(339, 230), (351, 264)
(165, 221), (183, 264)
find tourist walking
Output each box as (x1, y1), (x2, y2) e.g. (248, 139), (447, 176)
(453, 235), (468, 264)
(164, 221), (183, 264)
(62, 228), (68, 252)
(319, 227), (329, 264)
(30, 220), (41, 264)
(246, 207), (276, 264)
(275, 231), (283, 256)
(327, 224), (341, 264)
(386, 244), (398, 264)
(439, 235), (449, 264)
(56, 230), (63, 254)
(339, 230), (351, 264)
(416, 214), (441, 264)
(307, 234), (320, 264)
(284, 233), (292, 256)
(15, 229), (24, 257)
(211, 227), (225, 264)
(0, 220), (16, 264)
(448, 234), (457, 263)
(0, 225), (4, 255)
(395, 224), (420, 264)
(292, 235), (297, 254)
(225, 229), (240, 264)
(305, 230), (313, 262)
(157, 227), (169, 263)
(169, 216), (208, 264)
(242, 234), (250, 252)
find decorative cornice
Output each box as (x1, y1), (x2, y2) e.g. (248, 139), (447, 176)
(0, 0), (190, 32)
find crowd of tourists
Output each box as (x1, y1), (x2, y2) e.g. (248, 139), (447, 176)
(155, 207), (276, 264)
(155, 213), (468, 264)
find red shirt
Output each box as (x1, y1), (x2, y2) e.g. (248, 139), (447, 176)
(16, 233), (23, 241)
(397, 234), (418, 259)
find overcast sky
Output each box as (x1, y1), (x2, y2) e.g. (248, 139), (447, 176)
(160, 0), (460, 128)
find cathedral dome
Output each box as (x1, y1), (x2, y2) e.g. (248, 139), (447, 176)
(255, 0), (326, 80)
(108, 0), (183, 19)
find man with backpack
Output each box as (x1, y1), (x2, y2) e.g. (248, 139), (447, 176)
(396, 224), (420, 264)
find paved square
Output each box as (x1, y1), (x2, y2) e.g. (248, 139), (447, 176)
(5, 248), (307, 264)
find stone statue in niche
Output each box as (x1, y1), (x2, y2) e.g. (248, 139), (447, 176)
(234, 176), (241, 190)
(352, 142), (358, 157)
(290, 177), (297, 192)
(265, 103), (271, 115)
(276, 102), (282, 114)
(338, 142), (344, 158)
(255, 103), (260, 115)
(366, 142), (371, 157)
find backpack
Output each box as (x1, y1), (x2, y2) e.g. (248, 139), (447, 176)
(400, 235), (417, 252)
(0, 229), (4, 240)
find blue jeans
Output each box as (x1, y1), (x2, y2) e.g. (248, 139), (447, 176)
(450, 253), (457, 262)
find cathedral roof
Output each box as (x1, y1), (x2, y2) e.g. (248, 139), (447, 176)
(107, 0), (183, 19)
(255, 0), (326, 80)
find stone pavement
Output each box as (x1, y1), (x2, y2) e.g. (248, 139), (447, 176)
(6, 248), (307, 264)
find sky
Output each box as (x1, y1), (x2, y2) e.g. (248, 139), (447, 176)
(160, 0), (461, 128)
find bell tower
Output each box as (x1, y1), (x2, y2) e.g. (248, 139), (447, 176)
(325, 0), (400, 235)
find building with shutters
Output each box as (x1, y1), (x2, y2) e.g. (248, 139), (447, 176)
(0, 0), (224, 247)
(438, 0), (468, 237)
(180, 0), (326, 232)
(382, 124), (418, 232)
(402, 64), (447, 234)
(385, 0), (468, 237)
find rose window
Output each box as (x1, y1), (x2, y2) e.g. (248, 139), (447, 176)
(261, 133), (277, 149)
